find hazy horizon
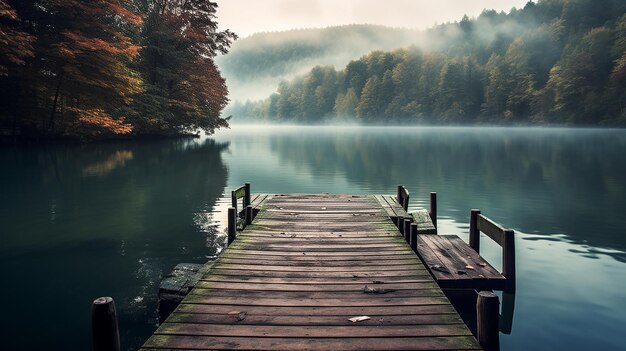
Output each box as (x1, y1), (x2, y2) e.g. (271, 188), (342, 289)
(216, 0), (531, 38)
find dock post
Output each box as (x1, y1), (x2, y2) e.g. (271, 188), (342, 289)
(503, 229), (516, 293)
(92, 297), (121, 351)
(228, 207), (237, 245)
(403, 218), (412, 243)
(410, 223), (418, 252)
(429, 192), (437, 229)
(245, 205), (253, 226)
(469, 209), (481, 253)
(477, 291), (500, 351)
(397, 215), (404, 235)
(397, 185), (403, 205)
(244, 183), (251, 207)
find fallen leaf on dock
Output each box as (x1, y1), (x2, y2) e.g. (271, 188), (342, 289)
(349, 316), (371, 322)
(363, 285), (396, 294)
(227, 311), (241, 315)
(465, 265), (475, 270)
(478, 263), (487, 267)
(321, 207), (326, 210)
(237, 312), (247, 321)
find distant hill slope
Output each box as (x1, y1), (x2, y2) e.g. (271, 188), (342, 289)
(225, 0), (626, 126)
(216, 25), (425, 100)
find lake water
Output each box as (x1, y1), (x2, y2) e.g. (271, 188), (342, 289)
(1, 126), (625, 350)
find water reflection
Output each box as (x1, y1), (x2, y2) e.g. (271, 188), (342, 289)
(0, 138), (229, 350)
(220, 126), (626, 257)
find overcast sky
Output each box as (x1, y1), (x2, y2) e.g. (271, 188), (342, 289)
(216, 0), (532, 37)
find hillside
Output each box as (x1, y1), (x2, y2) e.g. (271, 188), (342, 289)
(215, 25), (425, 100)
(226, 0), (626, 126)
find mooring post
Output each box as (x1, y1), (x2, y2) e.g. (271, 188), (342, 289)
(92, 297), (121, 351)
(503, 229), (516, 293)
(410, 223), (418, 252)
(469, 209), (481, 253)
(228, 207), (237, 245)
(430, 192), (437, 229)
(245, 205), (253, 226)
(403, 218), (412, 243)
(477, 291), (500, 351)
(244, 183), (251, 207)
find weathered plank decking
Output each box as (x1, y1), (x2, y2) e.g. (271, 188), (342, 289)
(141, 194), (482, 351)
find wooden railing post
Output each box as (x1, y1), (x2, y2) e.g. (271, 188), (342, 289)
(429, 192), (437, 229)
(403, 218), (412, 243)
(410, 223), (418, 252)
(503, 229), (516, 293)
(469, 209), (481, 253)
(477, 291), (500, 351)
(92, 297), (120, 351)
(396, 185), (403, 205)
(245, 205), (253, 226)
(244, 183), (251, 207)
(397, 215), (404, 236)
(227, 207), (236, 245)
(231, 190), (237, 212)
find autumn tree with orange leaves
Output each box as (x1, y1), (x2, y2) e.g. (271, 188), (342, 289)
(0, 0), (236, 141)
(131, 0), (237, 135)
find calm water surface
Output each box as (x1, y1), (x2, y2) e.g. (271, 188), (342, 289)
(1, 126), (625, 350)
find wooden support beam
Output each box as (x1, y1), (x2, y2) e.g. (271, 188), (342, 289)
(396, 185), (403, 205)
(403, 218), (412, 243)
(245, 205), (253, 226)
(476, 291), (500, 351)
(469, 209), (481, 253)
(430, 192), (437, 229)
(228, 207), (237, 245)
(397, 215), (404, 236)
(410, 223), (418, 253)
(503, 229), (516, 293)
(244, 183), (251, 208)
(92, 297), (121, 351)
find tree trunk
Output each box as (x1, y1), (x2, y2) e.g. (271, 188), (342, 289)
(48, 72), (64, 134)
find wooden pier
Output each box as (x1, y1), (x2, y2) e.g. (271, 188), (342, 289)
(139, 191), (492, 351)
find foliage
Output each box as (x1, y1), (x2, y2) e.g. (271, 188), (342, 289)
(229, 0), (626, 126)
(0, 0), (235, 140)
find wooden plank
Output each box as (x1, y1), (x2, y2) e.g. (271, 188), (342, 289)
(200, 276), (431, 288)
(189, 289), (444, 298)
(224, 249), (412, 256)
(194, 281), (440, 292)
(416, 235), (505, 290)
(215, 258), (420, 267)
(210, 264), (417, 272)
(155, 323), (473, 338)
(143, 335), (481, 350)
(167, 313), (463, 326)
(208, 269), (428, 279)
(232, 236), (407, 244)
(219, 253), (417, 261)
(477, 214), (506, 246)
(183, 295), (450, 307)
(175, 303), (459, 316)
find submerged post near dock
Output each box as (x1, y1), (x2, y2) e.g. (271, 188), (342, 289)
(134, 184), (515, 351)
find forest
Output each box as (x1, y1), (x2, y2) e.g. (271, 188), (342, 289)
(0, 0), (236, 141)
(229, 0), (626, 126)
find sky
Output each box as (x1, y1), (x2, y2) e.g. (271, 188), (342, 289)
(216, 0), (532, 37)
